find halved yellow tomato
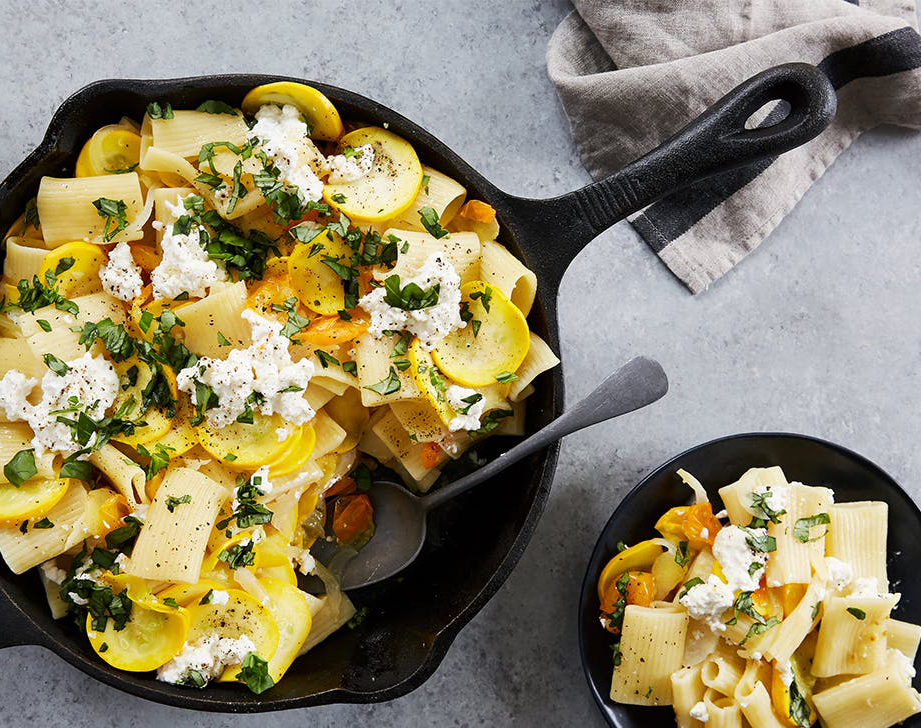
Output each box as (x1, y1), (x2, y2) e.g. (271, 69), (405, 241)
(432, 281), (530, 387)
(39, 241), (106, 297)
(288, 231), (353, 315)
(322, 127), (422, 222)
(0, 478), (70, 524)
(198, 413), (294, 468)
(240, 82), (343, 141)
(87, 602), (189, 672)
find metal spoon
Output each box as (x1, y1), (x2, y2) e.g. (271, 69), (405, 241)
(327, 356), (669, 590)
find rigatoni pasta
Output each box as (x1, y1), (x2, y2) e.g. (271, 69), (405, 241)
(0, 81), (557, 695)
(597, 465), (921, 727)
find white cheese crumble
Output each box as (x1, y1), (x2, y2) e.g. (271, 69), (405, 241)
(0, 353), (119, 455)
(151, 197), (226, 300)
(209, 590), (230, 606)
(848, 577), (881, 598)
(157, 634), (256, 686)
(751, 483), (790, 516)
(714, 509), (728, 520)
(251, 104), (324, 202)
(679, 575), (734, 632)
(700, 528), (709, 540)
(39, 561), (67, 585)
(99, 241), (143, 302)
(445, 385), (485, 432)
(326, 144), (375, 183)
(250, 465), (273, 496)
(359, 252), (465, 351)
(825, 557), (854, 591)
(712, 525), (766, 593)
(276, 426), (290, 442)
(294, 549), (316, 575)
(777, 659), (794, 687)
(689, 701), (709, 723)
(132, 503), (149, 522)
(176, 309), (315, 427)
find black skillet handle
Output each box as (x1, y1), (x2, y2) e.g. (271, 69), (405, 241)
(500, 62), (836, 289)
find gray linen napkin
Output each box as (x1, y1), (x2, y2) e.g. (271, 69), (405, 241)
(548, 0), (921, 293)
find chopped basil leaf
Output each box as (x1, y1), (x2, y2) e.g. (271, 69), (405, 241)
(43, 353), (70, 376)
(342, 361), (357, 377)
(32, 517), (54, 529)
(418, 206), (448, 239)
(495, 371), (518, 384)
(678, 577), (704, 600)
(4, 449), (37, 486)
(674, 540), (690, 567)
(235, 652), (275, 694)
(792, 513), (831, 543)
(24, 197), (40, 229)
(147, 101), (174, 119)
(165, 494), (191, 513)
(364, 367), (401, 396)
(36, 319), (51, 332)
(92, 198), (129, 242)
(847, 607), (866, 620)
(196, 100), (238, 115)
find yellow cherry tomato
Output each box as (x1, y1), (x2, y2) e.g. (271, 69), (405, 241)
(323, 127), (422, 222)
(240, 82), (343, 141)
(38, 241), (107, 297)
(87, 602), (189, 672)
(432, 281), (530, 387)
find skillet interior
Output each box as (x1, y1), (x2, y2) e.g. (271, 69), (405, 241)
(0, 75), (564, 711)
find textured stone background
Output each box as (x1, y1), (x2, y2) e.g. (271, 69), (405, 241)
(1, 1), (920, 725)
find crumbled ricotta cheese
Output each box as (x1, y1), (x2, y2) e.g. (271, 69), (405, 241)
(848, 577), (880, 598)
(276, 426), (290, 442)
(99, 241), (143, 302)
(176, 309), (315, 427)
(40, 561), (67, 585)
(825, 557), (854, 591)
(679, 575), (734, 632)
(326, 144), (375, 183)
(359, 252), (465, 350)
(445, 385), (485, 432)
(294, 550), (316, 575)
(157, 634), (256, 686)
(0, 353), (119, 455)
(777, 660), (794, 687)
(210, 590), (230, 606)
(714, 509), (728, 520)
(250, 465), (273, 496)
(151, 198), (226, 300)
(712, 525), (766, 592)
(689, 701), (709, 723)
(700, 528), (709, 540)
(751, 483), (790, 515)
(251, 104), (324, 202)
(68, 592), (89, 606)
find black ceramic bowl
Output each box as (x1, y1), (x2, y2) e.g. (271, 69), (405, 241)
(579, 432), (921, 727)
(0, 68), (835, 712)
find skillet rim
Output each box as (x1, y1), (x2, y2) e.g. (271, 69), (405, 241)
(0, 74), (564, 712)
(577, 431), (921, 728)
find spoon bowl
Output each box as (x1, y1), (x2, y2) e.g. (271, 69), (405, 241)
(336, 356), (669, 590)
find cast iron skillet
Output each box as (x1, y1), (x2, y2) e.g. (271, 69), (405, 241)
(579, 433), (921, 727)
(0, 67), (835, 712)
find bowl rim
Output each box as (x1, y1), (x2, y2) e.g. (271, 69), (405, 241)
(0, 74), (564, 712)
(577, 431), (920, 727)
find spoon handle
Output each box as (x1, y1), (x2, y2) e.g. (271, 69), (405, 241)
(421, 356), (668, 511)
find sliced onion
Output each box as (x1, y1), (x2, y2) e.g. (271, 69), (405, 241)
(677, 468), (709, 504)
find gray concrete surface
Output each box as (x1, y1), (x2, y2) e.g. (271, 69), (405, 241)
(1, 1), (920, 725)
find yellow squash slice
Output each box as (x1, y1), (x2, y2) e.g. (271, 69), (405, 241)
(432, 281), (530, 387)
(259, 576), (313, 682)
(197, 412), (293, 468)
(288, 231), (352, 315)
(0, 478), (70, 524)
(241, 82), (343, 141)
(156, 578), (229, 608)
(267, 424), (316, 478)
(322, 127), (422, 222)
(407, 339), (454, 425)
(111, 359), (177, 446)
(596, 540), (666, 602)
(184, 588), (279, 680)
(87, 602), (190, 672)
(88, 126), (142, 175)
(38, 241), (106, 298)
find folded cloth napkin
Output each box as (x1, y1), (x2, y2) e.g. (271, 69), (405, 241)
(548, 0), (921, 293)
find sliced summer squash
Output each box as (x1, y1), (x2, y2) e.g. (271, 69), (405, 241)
(198, 412), (292, 468)
(323, 127), (422, 222)
(432, 281), (530, 387)
(0, 477), (70, 523)
(240, 82), (343, 141)
(87, 601), (190, 672)
(38, 241), (106, 298)
(288, 231), (352, 315)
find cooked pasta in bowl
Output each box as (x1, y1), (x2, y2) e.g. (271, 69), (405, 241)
(0, 82), (560, 695)
(579, 434), (921, 728)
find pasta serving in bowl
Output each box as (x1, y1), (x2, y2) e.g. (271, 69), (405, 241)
(0, 82), (559, 694)
(579, 434), (921, 728)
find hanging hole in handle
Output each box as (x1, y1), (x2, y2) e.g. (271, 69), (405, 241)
(744, 99), (792, 130)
